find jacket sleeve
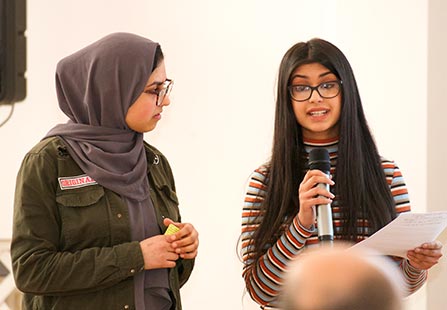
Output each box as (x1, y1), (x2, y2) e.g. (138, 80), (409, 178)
(241, 169), (315, 306)
(177, 259), (195, 288)
(11, 151), (145, 296)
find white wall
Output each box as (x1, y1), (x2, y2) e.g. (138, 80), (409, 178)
(427, 1), (447, 309)
(334, 2), (428, 309)
(0, 0), (436, 309)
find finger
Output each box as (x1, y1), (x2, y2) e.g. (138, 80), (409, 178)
(301, 170), (331, 189)
(163, 260), (177, 268)
(309, 174), (335, 186)
(306, 169), (331, 179)
(302, 170), (317, 183)
(411, 241), (442, 252)
(166, 252), (180, 261)
(306, 197), (333, 209)
(411, 253), (439, 264)
(407, 252), (433, 268)
(300, 180), (334, 199)
(172, 230), (199, 248)
(300, 186), (334, 201)
(172, 230), (199, 253)
(300, 174), (333, 193)
(421, 241), (443, 250)
(414, 250), (443, 260)
(163, 217), (175, 227)
(407, 255), (422, 267)
(408, 252), (440, 265)
(170, 223), (196, 241)
(312, 186), (335, 199)
(180, 249), (198, 259)
(174, 239), (199, 254)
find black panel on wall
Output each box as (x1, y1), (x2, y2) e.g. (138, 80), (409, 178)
(0, 0), (26, 105)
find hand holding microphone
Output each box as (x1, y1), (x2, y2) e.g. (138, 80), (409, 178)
(297, 149), (335, 243)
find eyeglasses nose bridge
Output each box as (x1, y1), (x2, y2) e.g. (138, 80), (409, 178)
(308, 85), (323, 101)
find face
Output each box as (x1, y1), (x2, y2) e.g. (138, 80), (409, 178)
(125, 60), (171, 133)
(289, 62), (342, 140)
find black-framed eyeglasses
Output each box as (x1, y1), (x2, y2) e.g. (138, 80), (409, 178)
(288, 80), (342, 102)
(155, 79), (173, 106)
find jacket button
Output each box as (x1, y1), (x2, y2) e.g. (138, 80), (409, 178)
(130, 268), (135, 274)
(124, 305), (129, 309)
(117, 213), (122, 219)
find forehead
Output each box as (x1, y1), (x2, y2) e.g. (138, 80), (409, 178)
(146, 60), (167, 85)
(292, 62), (334, 76)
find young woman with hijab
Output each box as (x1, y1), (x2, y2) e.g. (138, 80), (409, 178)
(240, 38), (443, 309)
(11, 32), (198, 310)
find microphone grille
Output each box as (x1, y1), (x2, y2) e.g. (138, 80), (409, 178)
(308, 148), (330, 171)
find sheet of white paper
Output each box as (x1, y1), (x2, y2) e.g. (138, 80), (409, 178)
(350, 212), (447, 257)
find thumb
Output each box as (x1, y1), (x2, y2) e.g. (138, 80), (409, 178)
(163, 217), (174, 227)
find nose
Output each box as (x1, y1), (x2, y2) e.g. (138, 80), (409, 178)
(308, 88), (323, 103)
(160, 95), (171, 107)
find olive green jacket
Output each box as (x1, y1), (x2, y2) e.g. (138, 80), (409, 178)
(11, 136), (194, 310)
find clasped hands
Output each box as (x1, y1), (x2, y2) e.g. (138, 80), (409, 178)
(140, 218), (199, 270)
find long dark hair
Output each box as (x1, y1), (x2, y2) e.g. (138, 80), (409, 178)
(250, 38), (396, 261)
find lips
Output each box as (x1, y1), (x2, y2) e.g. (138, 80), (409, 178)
(308, 109), (329, 116)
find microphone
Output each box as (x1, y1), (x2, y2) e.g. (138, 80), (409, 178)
(308, 148), (334, 243)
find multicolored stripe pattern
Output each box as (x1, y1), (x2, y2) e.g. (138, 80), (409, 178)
(241, 140), (427, 309)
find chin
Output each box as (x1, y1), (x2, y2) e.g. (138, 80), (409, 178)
(144, 124), (157, 133)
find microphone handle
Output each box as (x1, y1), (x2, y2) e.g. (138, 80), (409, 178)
(316, 181), (334, 242)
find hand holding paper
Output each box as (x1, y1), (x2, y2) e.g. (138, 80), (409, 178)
(350, 212), (447, 259)
(406, 240), (443, 270)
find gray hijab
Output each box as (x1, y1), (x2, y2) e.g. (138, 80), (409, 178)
(46, 32), (159, 202)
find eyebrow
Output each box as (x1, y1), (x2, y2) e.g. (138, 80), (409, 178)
(145, 81), (164, 88)
(290, 71), (334, 80)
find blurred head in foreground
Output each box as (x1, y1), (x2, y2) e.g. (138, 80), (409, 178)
(280, 245), (405, 310)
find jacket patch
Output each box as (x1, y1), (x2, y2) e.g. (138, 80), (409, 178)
(58, 174), (97, 190)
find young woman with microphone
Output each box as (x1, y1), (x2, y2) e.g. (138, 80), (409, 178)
(240, 38), (442, 309)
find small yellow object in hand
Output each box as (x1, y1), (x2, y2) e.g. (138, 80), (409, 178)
(164, 223), (180, 235)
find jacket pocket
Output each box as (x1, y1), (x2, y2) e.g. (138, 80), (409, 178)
(56, 186), (111, 249)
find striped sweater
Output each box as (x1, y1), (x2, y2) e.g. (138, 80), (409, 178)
(241, 140), (427, 309)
